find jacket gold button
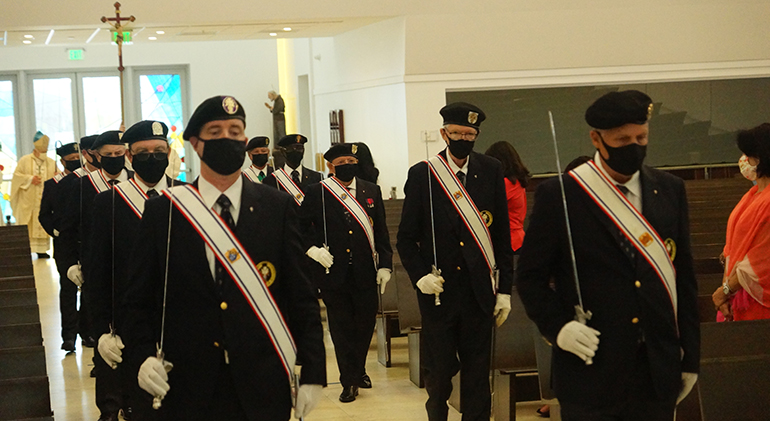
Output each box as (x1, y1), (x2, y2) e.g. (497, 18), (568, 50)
(460, 241), (464, 247)
(348, 230), (353, 235)
(214, 342), (220, 347)
(635, 281), (641, 288)
(346, 249), (351, 253)
(632, 317), (639, 324)
(220, 302), (228, 310)
(456, 266), (461, 271)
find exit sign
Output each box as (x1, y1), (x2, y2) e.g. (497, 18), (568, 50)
(112, 31), (132, 44)
(68, 49), (84, 60)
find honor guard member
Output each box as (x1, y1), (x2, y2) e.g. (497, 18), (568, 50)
(516, 91), (699, 421)
(244, 136), (273, 183)
(38, 141), (81, 352)
(397, 102), (514, 421)
(299, 143), (393, 402)
(122, 96), (326, 420)
(89, 120), (184, 421)
(56, 134), (100, 350)
(263, 134), (323, 205)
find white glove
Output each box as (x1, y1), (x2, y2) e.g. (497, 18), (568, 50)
(67, 264), (83, 287)
(677, 372), (698, 404)
(306, 246), (333, 269)
(294, 384), (323, 419)
(556, 320), (601, 362)
(377, 268), (392, 294)
(138, 357), (173, 399)
(97, 334), (124, 369)
(493, 294), (511, 327)
(416, 273), (444, 295)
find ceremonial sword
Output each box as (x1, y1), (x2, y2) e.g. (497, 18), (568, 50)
(109, 177), (118, 368)
(153, 187), (175, 409)
(321, 182), (330, 275)
(548, 111), (593, 365)
(425, 142), (442, 306)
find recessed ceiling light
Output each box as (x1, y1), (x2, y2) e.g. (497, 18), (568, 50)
(283, 27), (292, 31)
(156, 30), (165, 35)
(45, 29), (54, 45)
(269, 33), (277, 36)
(23, 40), (32, 44)
(24, 34), (34, 39)
(86, 28), (100, 44)
(148, 36), (157, 40)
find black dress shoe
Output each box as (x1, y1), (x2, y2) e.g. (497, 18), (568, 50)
(82, 336), (96, 348)
(360, 373), (372, 389)
(90, 367), (96, 378)
(37, 253), (50, 259)
(61, 339), (76, 352)
(339, 385), (359, 403)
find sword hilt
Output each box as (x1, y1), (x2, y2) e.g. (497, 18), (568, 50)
(574, 305), (594, 365)
(432, 265), (442, 306)
(323, 244), (330, 275)
(152, 345), (165, 410)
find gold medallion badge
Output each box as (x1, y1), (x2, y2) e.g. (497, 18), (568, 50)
(296, 135), (302, 143)
(647, 103), (654, 120)
(152, 121), (164, 136)
(257, 261), (277, 287)
(226, 248), (240, 263)
(480, 210), (493, 227)
(341, 193), (348, 200)
(664, 238), (677, 261)
(368, 216), (374, 227)
(468, 111), (478, 125)
(351, 144), (358, 155)
(638, 233), (653, 247)
(295, 193), (303, 200)
(454, 191), (463, 200)
(222, 96), (238, 115)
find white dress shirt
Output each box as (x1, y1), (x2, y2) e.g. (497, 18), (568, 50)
(284, 164), (303, 180)
(197, 175), (243, 279)
(593, 151), (642, 212)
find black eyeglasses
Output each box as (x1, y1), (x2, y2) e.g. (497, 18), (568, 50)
(444, 130), (478, 141)
(132, 152), (167, 161)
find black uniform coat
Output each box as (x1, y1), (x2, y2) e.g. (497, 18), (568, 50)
(88, 176), (185, 338)
(122, 177), (326, 421)
(516, 165), (699, 406)
(298, 177), (393, 290)
(53, 172), (88, 270)
(263, 166), (323, 194)
(39, 176), (67, 259)
(396, 150), (514, 316)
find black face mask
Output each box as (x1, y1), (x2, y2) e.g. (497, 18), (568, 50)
(132, 153), (169, 184)
(87, 151), (101, 169)
(334, 163), (358, 183)
(64, 159), (81, 172)
(100, 155), (125, 176)
(447, 138), (475, 160)
(200, 138), (246, 175)
(285, 150), (304, 168)
(251, 153), (269, 168)
(598, 134), (647, 176)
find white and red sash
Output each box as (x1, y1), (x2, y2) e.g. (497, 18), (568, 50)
(53, 172), (65, 183)
(321, 177), (377, 264)
(426, 155), (497, 292)
(569, 161), (678, 320)
(73, 167), (89, 178)
(163, 184), (297, 380)
(114, 179), (148, 218)
(87, 170), (112, 194)
(274, 168), (304, 205)
(243, 166), (265, 184)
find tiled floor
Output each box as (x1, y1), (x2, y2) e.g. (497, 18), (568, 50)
(33, 257), (546, 420)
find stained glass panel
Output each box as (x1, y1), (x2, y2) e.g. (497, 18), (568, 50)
(139, 74), (186, 181)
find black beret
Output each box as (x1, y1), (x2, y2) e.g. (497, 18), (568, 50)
(440, 102), (486, 130)
(79, 135), (100, 150)
(123, 120), (169, 145)
(278, 134), (308, 147)
(56, 142), (79, 157)
(246, 136), (270, 151)
(183, 95), (246, 140)
(585, 90), (653, 130)
(92, 130), (125, 150)
(324, 143), (359, 162)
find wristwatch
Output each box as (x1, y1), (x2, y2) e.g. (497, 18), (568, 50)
(722, 282), (734, 296)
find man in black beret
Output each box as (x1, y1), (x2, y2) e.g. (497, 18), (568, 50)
(263, 134), (323, 204)
(38, 141), (81, 352)
(299, 143), (393, 402)
(88, 120), (184, 421)
(243, 136), (273, 183)
(122, 95), (326, 420)
(397, 102), (514, 420)
(517, 90), (699, 420)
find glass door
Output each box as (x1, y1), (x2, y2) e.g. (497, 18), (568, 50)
(31, 75), (78, 162)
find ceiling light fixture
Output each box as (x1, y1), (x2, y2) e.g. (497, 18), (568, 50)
(3, 31), (7, 46)
(156, 30), (165, 35)
(283, 27), (292, 31)
(23, 40), (32, 44)
(24, 34), (34, 39)
(45, 29), (55, 45)
(269, 33), (277, 36)
(148, 36), (157, 40)
(86, 28), (100, 44)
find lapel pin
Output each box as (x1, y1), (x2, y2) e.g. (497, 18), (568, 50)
(653, 189), (658, 195)
(249, 206), (254, 212)
(474, 174), (478, 178)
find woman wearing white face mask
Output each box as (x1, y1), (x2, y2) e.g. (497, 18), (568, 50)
(712, 123), (770, 321)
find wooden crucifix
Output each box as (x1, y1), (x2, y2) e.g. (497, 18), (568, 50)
(101, 2), (135, 128)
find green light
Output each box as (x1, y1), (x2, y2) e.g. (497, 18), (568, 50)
(68, 49), (84, 60)
(111, 31), (132, 44)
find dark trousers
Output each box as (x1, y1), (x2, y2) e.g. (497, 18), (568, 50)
(56, 258), (79, 342)
(94, 349), (124, 418)
(561, 346), (676, 421)
(418, 276), (493, 421)
(321, 268), (378, 388)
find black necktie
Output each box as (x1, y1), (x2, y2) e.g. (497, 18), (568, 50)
(291, 170), (300, 186)
(147, 189), (159, 198)
(108, 179), (119, 187)
(456, 171), (466, 186)
(617, 185), (629, 197)
(214, 194), (235, 288)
